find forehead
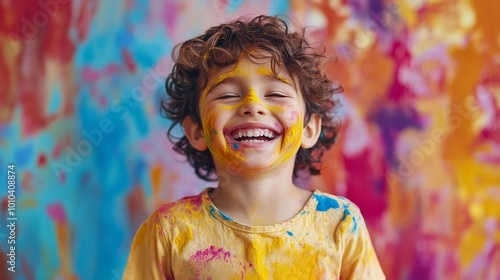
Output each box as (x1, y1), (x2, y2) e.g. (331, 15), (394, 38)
(204, 52), (295, 87)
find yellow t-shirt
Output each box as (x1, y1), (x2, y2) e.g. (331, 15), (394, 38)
(124, 188), (385, 279)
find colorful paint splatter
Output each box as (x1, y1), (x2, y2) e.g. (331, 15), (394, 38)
(1, 0), (499, 279)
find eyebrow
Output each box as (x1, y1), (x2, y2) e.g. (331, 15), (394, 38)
(204, 68), (294, 95)
(205, 76), (245, 95)
(259, 73), (293, 87)
(256, 67), (292, 85)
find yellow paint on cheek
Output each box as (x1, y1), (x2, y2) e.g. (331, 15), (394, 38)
(223, 145), (246, 163)
(201, 112), (218, 151)
(201, 109), (246, 165)
(265, 103), (285, 113)
(273, 115), (303, 165)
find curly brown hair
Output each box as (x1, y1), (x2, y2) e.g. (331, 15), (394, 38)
(161, 15), (342, 181)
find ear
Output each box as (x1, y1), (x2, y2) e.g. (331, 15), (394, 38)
(182, 117), (208, 151)
(301, 114), (322, 149)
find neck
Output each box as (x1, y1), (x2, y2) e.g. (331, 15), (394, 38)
(209, 163), (313, 226)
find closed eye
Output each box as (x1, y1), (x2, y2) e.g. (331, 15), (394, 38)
(216, 92), (240, 99)
(266, 92), (288, 98)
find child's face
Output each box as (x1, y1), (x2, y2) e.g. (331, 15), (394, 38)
(190, 52), (319, 176)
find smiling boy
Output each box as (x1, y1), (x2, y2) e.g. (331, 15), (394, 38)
(124, 15), (385, 279)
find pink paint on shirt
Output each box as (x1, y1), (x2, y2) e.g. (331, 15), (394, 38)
(190, 246), (232, 263)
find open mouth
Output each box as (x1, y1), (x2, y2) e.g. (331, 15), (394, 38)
(231, 128), (277, 143)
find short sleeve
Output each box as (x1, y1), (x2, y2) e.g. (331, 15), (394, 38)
(339, 206), (385, 280)
(123, 211), (173, 280)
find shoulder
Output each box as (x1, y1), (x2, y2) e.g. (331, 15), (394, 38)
(310, 190), (363, 234)
(154, 192), (206, 224)
(311, 190), (361, 216)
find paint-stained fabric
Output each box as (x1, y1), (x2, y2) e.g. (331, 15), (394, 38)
(124, 188), (384, 279)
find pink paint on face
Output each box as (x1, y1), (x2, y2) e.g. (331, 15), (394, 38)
(291, 110), (299, 122)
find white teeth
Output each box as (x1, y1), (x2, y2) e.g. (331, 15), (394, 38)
(231, 128), (276, 140)
(240, 139), (266, 143)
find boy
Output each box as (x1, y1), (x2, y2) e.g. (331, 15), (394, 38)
(124, 15), (385, 279)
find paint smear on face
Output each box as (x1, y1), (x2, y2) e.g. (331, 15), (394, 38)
(198, 56), (307, 176)
(236, 87), (285, 113)
(256, 66), (292, 85)
(201, 110), (246, 165)
(272, 114), (303, 166)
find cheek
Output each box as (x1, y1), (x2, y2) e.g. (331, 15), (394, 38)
(290, 110), (300, 122)
(282, 106), (301, 126)
(201, 112), (217, 149)
(284, 118), (303, 143)
(201, 107), (235, 147)
(201, 104), (222, 132)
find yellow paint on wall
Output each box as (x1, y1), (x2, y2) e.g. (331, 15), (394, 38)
(459, 224), (486, 267)
(151, 164), (163, 198)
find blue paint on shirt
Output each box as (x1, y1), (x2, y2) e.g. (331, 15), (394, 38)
(341, 204), (358, 233)
(352, 216), (358, 232)
(313, 194), (340, 212)
(209, 205), (216, 218)
(218, 210), (233, 221)
(286, 231), (293, 236)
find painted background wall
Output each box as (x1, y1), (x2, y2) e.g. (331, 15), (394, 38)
(1, 0), (499, 279)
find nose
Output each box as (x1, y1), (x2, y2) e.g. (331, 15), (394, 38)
(238, 93), (267, 116)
